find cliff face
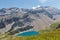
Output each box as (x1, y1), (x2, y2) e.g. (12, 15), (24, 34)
(0, 7), (60, 34)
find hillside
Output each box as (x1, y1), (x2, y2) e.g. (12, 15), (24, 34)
(0, 6), (60, 34)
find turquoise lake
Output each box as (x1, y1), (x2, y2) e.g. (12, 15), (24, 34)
(16, 31), (39, 36)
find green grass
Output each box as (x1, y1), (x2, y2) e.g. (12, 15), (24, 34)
(50, 22), (60, 30)
(13, 29), (60, 40)
(0, 29), (60, 40)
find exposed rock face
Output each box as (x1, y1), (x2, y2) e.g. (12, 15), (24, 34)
(0, 22), (5, 29)
(31, 14), (53, 31)
(0, 6), (60, 34)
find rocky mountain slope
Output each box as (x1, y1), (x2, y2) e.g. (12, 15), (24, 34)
(0, 6), (60, 34)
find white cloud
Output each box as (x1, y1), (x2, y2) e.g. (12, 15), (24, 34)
(39, 0), (48, 3)
(37, 5), (41, 7)
(39, 0), (54, 3)
(32, 7), (36, 9)
(32, 5), (41, 9)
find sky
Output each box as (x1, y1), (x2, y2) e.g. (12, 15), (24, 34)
(0, 0), (60, 9)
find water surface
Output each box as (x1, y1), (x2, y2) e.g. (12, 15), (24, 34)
(16, 31), (39, 36)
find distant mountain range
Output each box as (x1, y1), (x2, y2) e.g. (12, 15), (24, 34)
(0, 6), (60, 34)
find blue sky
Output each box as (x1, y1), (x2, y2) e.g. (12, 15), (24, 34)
(0, 0), (60, 9)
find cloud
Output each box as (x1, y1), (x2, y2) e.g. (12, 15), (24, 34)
(32, 5), (41, 9)
(39, 0), (54, 3)
(39, 0), (48, 3)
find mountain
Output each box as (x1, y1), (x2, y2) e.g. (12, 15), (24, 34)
(0, 6), (60, 34)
